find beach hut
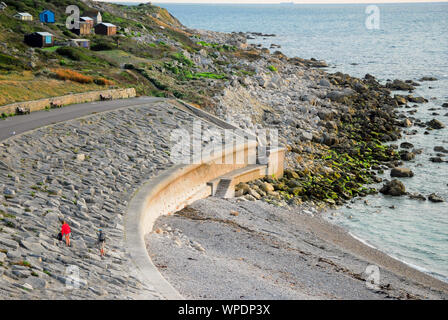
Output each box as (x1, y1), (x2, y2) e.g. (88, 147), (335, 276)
(73, 22), (91, 36)
(95, 22), (117, 36)
(69, 39), (90, 49)
(80, 16), (94, 28)
(24, 32), (54, 48)
(39, 10), (55, 23)
(14, 12), (33, 21)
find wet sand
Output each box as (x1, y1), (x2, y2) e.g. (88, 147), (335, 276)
(145, 197), (448, 300)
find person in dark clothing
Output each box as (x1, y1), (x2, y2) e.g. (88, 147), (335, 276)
(98, 229), (106, 257)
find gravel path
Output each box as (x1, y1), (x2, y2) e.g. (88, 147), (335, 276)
(146, 197), (448, 300)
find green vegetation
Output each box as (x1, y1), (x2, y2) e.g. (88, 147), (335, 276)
(1, 112), (16, 119)
(194, 72), (227, 80)
(197, 41), (236, 52)
(55, 47), (108, 66)
(0, 0), (230, 106)
(0, 53), (27, 71)
(42, 46), (61, 53)
(171, 52), (194, 67)
(268, 65), (278, 72)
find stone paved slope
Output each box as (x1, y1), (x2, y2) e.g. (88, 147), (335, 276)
(0, 100), (228, 299)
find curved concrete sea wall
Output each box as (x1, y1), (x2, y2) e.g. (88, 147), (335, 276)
(0, 96), (284, 299)
(125, 140), (258, 299)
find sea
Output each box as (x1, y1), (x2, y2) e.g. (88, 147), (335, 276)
(118, 2), (448, 283)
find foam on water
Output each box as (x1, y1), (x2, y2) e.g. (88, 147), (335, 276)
(348, 232), (378, 250)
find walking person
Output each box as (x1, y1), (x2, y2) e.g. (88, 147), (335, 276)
(98, 229), (106, 257)
(61, 220), (71, 247)
(57, 230), (63, 245)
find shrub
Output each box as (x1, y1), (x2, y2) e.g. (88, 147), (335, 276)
(53, 68), (94, 84)
(56, 47), (84, 61)
(0, 53), (26, 70)
(171, 52), (194, 67)
(63, 29), (76, 38)
(94, 78), (115, 86)
(56, 47), (103, 65)
(91, 39), (116, 51)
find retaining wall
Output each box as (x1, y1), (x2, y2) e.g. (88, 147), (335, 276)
(0, 88), (136, 115)
(125, 140), (264, 299)
(122, 99), (285, 300)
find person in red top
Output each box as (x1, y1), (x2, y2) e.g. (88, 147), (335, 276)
(61, 221), (71, 247)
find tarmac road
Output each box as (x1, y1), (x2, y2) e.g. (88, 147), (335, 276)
(0, 96), (165, 141)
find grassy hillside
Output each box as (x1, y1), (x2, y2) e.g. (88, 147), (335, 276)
(0, 0), (249, 106)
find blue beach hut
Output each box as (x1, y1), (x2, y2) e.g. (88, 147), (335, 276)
(39, 10), (55, 23)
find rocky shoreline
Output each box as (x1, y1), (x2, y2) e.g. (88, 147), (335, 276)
(188, 28), (446, 209)
(144, 28), (448, 299)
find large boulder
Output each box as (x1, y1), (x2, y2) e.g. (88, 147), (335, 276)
(386, 79), (415, 91)
(428, 193), (444, 203)
(380, 179), (406, 196)
(319, 78), (331, 87)
(322, 134), (339, 146)
(260, 182), (275, 193)
(399, 150), (415, 161)
(326, 88), (355, 103)
(400, 142), (414, 149)
(419, 76), (437, 81)
(427, 119), (445, 129)
(284, 169), (299, 179)
(434, 146), (448, 153)
(391, 167), (414, 178)
(394, 95), (407, 105)
(409, 193), (426, 201)
(400, 118), (413, 128)
(407, 95), (428, 103)
(235, 183), (251, 195)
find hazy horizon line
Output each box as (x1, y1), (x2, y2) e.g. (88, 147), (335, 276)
(93, 0), (448, 5)
(96, 0), (448, 4)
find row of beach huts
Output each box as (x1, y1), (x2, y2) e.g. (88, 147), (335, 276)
(4, 5), (118, 49)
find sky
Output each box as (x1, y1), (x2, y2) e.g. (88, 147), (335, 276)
(96, 0), (448, 3)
